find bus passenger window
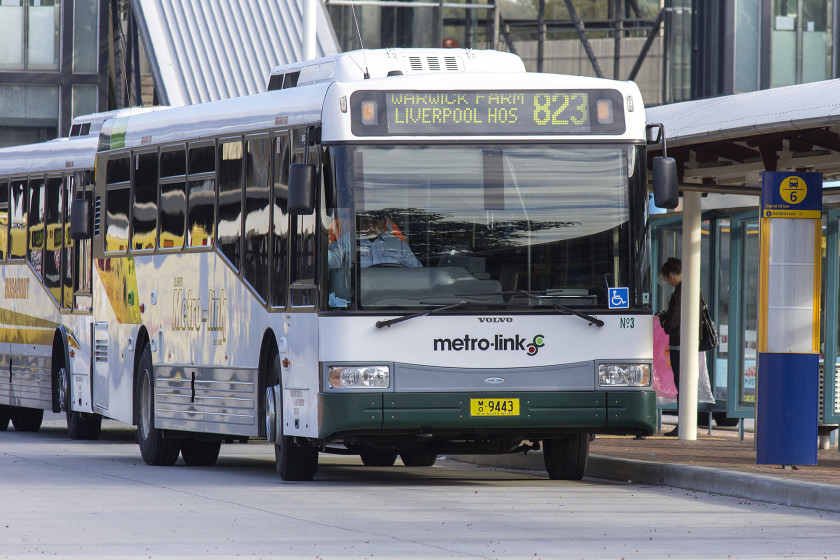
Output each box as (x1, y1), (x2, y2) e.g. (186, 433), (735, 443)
(218, 139), (243, 271)
(159, 182), (185, 249)
(105, 187), (130, 252)
(132, 152), (158, 251)
(10, 179), (27, 260)
(244, 136), (270, 301)
(188, 144), (216, 248)
(271, 134), (290, 307)
(159, 148), (186, 250)
(0, 180), (8, 261)
(189, 145), (215, 174)
(44, 176), (63, 301)
(28, 177), (45, 277)
(61, 175), (73, 309)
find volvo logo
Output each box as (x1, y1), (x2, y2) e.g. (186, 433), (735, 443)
(484, 377), (505, 384)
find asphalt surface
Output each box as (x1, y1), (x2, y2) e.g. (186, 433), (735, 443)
(451, 422), (840, 514)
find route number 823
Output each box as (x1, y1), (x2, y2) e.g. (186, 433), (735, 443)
(533, 93), (588, 126)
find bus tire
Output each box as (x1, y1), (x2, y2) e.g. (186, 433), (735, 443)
(181, 439), (221, 466)
(62, 366), (102, 440)
(360, 452), (398, 467)
(136, 344), (180, 466)
(269, 353), (317, 481)
(11, 408), (44, 432)
(0, 405), (11, 431)
(400, 453), (437, 467)
(543, 434), (589, 480)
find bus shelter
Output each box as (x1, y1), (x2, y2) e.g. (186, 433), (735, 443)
(647, 78), (840, 446)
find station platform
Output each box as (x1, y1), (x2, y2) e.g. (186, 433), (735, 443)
(450, 423), (840, 514)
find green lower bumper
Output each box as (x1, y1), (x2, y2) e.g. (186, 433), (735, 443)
(318, 390), (656, 439)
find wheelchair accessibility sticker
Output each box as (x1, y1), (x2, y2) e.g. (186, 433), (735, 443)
(608, 287), (630, 309)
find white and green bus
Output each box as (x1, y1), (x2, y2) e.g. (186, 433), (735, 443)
(0, 108), (167, 438)
(65, 48), (675, 480)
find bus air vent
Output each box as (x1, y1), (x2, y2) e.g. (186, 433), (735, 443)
(427, 57), (441, 71)
(94, 196), (102, 237)
(94, 339), (108, 363)
(444, 56), (459, 71)
(407, 56), (424, 71)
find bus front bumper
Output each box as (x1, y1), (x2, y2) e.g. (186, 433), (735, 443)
(318, 390), (656, 440)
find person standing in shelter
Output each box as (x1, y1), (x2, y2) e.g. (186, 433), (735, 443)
(657, 257), (682, 436)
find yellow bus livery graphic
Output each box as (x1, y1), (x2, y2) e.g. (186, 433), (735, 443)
(95, 257), (141, 324)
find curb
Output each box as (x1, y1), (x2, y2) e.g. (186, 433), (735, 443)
(451, 453), (840, 514)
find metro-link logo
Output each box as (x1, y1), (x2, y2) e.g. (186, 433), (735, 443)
(433, 334), (546, 356)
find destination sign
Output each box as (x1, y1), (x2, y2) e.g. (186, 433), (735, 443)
(350, 90), (626, 136)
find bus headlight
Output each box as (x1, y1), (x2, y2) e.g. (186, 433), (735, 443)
(328, 366), (390, 389)
(598, 364), (651, 387)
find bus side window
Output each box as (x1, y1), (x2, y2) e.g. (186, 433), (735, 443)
(187, 143), (215, 248)
(62, 174), (74, 309)
(0, 180), (8, 261)
(271, 133), (290, 308)
(290, 128), (317, 305)
(159, 148), (186, 250)
(44, 176), (63, 302)
(132, 152), (159, 251)
(105, 156), (131, 253)
(218, 139), (243, 271)
(9, 179), (27, 261)
(71, 170), (94, 300)
(244, 135), (270, 301)
(28, 176), (45, 277)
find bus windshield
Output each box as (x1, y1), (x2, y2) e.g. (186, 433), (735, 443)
(325, 143), (649, 311)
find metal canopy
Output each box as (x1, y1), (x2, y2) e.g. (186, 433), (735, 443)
(131, 0), (340, 106)
(647, 78), (840, 194)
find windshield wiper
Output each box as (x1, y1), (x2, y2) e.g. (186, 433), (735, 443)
(503, 290), (604, 327)
(375, 301), (469, 329)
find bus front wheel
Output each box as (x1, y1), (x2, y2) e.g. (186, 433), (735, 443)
(61, 366), (102, 440)
(543, 434), (589, 480)
(136, 344), (180, 466)
(269, 354), (317, 481)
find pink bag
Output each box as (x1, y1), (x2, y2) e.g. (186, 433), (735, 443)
(653, 321), (678, 399)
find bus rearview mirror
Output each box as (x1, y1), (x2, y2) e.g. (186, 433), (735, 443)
(69, 199), (92, 240)
(652, 156), (679, 209)
(288, 163), (316, 215)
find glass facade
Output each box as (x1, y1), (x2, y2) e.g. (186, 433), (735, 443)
(0, 0), (61, 71)
(0, 0), (105, 146)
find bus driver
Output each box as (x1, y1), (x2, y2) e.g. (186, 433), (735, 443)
(328, 214), (422, 269)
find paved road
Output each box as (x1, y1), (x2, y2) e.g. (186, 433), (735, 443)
(2, 418), (840, 559)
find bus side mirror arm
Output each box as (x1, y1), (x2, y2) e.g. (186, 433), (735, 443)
(647, 123), (679, 209)
(69, 199), (92, 240)
(288, 163), (316, 215)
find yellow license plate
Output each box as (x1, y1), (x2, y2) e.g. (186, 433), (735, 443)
(470, 398), (520, 417)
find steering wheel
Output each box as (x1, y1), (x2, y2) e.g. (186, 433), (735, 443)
(369, 263), (406, 268)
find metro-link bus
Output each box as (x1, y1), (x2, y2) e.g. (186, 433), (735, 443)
(21, 48), (677, 480)
(0, 108), (166, 437)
